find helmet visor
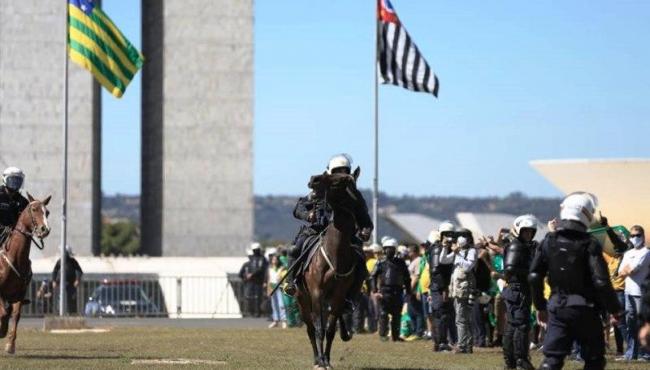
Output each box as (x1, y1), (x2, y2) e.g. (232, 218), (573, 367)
(5, 176), (23, 191)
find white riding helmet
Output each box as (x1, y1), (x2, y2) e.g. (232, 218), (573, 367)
(438, 221), (455, 234)
(512, 214), (539, 237)
(250, 242), (262, 251)
(427, 230), (440, 244)
(2, 167), (25, 192)
(326, 154), (352, 175)
(382, 237), (398, 249)
(560, 192), (598, 228)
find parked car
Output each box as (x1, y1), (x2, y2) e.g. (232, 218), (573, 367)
(84, 280), (161, 317)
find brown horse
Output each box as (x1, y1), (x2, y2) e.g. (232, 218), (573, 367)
(0, 193), (51, 354)
(296, 169), (363, 369)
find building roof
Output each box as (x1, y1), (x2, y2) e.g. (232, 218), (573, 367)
(531, 158), (650, 233)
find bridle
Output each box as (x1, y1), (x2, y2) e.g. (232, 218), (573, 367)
(13, 203), (46, 250)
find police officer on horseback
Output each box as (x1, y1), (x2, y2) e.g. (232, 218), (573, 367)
(502, 215), (538, 370)
(529, 192), (623, 370)
(284, 154), (372, 296)
(0, 167), (29, 248)
(370, 237), (411, 342)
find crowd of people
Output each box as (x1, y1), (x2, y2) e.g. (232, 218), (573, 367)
(238, 155), (650, 370)
(241, 200), (650, 370)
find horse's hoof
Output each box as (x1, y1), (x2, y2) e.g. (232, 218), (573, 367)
(5, 343), (14, 355)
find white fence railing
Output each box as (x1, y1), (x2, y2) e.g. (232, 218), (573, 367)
(23, 274), (245, 319)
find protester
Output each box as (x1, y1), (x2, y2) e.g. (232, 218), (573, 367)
(445, 235), (477, 354)
(406, 244), (425, 338)
(267, 254), (287, 329)
(618, 225), (650, 361)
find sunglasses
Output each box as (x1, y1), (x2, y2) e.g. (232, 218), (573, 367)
(630, 234), (643, 238)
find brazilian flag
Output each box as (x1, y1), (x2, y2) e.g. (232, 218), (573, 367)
(68, 0), (143, 98)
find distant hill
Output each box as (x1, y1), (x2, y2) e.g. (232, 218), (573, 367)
(103, 192), (561, 243)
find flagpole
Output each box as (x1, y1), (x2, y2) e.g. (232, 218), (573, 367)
(372, 1), (379, 245)
(60, 0), (69, 317)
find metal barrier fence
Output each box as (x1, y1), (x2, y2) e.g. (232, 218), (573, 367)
(23, 274), (246, 318)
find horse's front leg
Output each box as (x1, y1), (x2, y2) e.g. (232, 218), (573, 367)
(5, 301), (22, 354)
(0, 295), (8, 339)
(311, 294), (327, 369)
(324, 313), (338, 369)
(297, 293), (319, 366)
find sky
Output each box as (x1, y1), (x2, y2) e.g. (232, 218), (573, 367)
(101, 0), (650, 198)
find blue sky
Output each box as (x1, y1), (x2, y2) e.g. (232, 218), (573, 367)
(102, 0), (650, 197)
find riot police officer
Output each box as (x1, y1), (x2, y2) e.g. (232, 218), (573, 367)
(428, 221), (456, 352)
(284, 154), (372, 297)
(239, 243), (268, 317)
(529, 193), (623, 370)
(0, 167), (29, 247)
(502, 215), (538, 370)
(371, 237), (411, 342)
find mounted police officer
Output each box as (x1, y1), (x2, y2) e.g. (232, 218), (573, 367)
(371, 237), (411, 342)
(0, 167), (29, 248)
(284, 154), (373, 300)
(502, 215), (538, 370)
(529, 193), (623, 370)
(427, 221), (456, 352)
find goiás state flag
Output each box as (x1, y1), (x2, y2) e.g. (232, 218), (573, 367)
(377, 0), (439, 97)
(68, 0), (144, 98)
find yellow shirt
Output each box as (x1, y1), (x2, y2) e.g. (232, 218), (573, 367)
(366, 257), (378, 273)
(602, 253), (625, 291)
(419, 262), (431, 292)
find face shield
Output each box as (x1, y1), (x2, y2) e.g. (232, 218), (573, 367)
(4, 176), (23, 192)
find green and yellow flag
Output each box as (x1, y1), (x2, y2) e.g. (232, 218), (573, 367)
(67, 0), (143, 98)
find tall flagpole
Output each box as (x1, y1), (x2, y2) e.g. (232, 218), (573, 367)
(60, 0), (69, 316)
(372, 1), (379, 245)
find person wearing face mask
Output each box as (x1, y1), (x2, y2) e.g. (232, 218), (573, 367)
(502, 215), (539, 370)
(370, 237), (412, 342)
(617, 225), (650, 361)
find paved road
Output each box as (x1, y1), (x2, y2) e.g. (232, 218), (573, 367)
(21, 317), (272, 329)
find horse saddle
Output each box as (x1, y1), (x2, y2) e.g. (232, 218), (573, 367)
(298, 233), (324, 277)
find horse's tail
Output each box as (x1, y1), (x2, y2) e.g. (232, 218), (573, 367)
(339, 317), (352, 342)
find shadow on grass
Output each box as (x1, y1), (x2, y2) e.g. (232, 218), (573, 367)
(359, 368), (441, 370)
(18, 354), (122, 360)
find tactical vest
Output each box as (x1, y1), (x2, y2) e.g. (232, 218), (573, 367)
(545, 233), (595, 300)
(379, 258), (407, 288)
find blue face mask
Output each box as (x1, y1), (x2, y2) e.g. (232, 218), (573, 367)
(630, 236), (644, 248)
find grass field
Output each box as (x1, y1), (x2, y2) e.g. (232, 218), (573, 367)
(0, 326), (646, 369)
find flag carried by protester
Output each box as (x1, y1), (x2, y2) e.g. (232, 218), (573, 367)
(67, 0), (143, 98)
(377, 0), (439, 97)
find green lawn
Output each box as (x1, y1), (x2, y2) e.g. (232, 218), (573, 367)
(0, 326), (644, 369)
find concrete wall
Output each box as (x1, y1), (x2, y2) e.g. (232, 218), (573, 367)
(141, 0), (254, 256)
(0, 0), (100, 257)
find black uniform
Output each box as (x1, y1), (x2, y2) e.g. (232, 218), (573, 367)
(0, 186), (29, 246)
(371, 254), (411, 341)
(529, 220), (621, 370)
(52, 254), (84, 314)
(238, 252), (268, 317)
(427, 241), (455, 350)
(502, 237), (536, 369)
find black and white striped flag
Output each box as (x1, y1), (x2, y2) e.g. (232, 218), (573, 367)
(378, 0), (439, 97)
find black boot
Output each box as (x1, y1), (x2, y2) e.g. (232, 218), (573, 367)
(516, 359), (535, 370)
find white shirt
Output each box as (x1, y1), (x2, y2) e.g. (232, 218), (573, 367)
(621, 245), (650, 296)
(442, 247), (477, 272)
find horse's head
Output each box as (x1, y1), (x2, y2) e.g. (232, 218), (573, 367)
(21, 193), (52, 239)
(309, 167), (361, 207)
